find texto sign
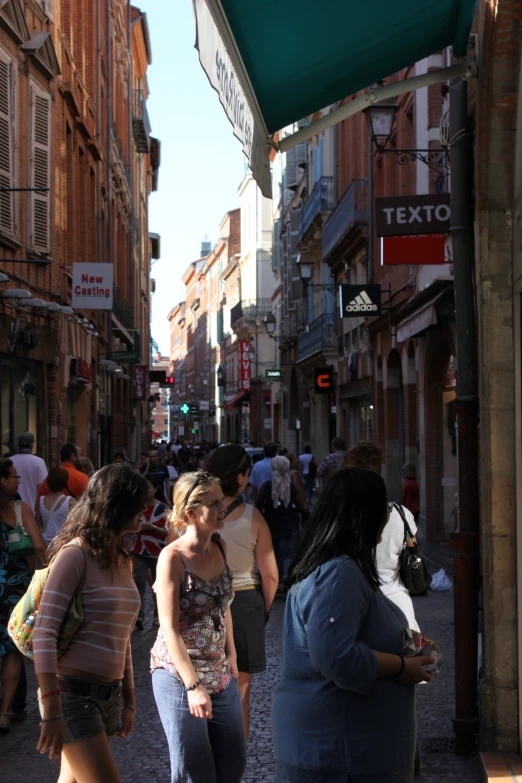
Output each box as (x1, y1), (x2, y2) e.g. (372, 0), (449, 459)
(72, 263), (113, 309)
(375, 194), (451, 237)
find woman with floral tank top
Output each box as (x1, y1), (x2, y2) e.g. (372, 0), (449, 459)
(151, 471), (246, 783)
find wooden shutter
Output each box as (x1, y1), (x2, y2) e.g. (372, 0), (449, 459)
(0, 54), (13, 235)
(30, 86), (51, 253)
(45, 0), (54, 22)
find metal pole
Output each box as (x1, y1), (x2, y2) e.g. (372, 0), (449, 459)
(106, 0), (113, 466)
(127, 0), (135, 460)
(449, 77), (480, 755)
(368, 127), (374, 284)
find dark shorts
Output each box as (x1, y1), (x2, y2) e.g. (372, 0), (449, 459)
(38, 681), (121, 745)
(231, 588), (266, 674)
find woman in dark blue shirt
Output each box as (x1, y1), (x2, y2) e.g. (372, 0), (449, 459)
(272, 468), (433, 783)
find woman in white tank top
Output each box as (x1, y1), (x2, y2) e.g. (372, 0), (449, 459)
(205, 446), (278, 739)
(36, 466), (77, 545)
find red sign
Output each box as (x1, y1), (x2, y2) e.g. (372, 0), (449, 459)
(134, 365), (148, 400)
(238, 340), (251, 391)
(80, 360), (91, 381)
(382, 234), (447, 265)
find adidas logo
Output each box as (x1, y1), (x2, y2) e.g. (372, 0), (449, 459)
(345, 290), (378, 313)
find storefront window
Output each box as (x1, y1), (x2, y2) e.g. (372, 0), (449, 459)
(360, 403), (374, 441)
(0, 358), (41, 456)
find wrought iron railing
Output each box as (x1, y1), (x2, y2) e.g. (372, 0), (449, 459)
(297, 313), (338, 362)
(322, 179), (369, 260)
(298, 176), (335, 241)
(230, 298), (272, 325)
(113, 285), (133, 331)
(111, 120), (131, 189)
(132, 89), (151, 153)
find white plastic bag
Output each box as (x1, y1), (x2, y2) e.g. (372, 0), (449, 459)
(430, 568), (452, 592)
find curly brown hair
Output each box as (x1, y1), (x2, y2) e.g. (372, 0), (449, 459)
(339, 441), (383, 473)
(48, 464), (148, 566)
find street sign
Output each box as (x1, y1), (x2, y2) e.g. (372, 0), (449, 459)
(382, 234), (447, 265)
(340, 285), (382, 317)
(180, 403), (190, 414)
(314, 367), (333, 394)
(265, 369), (282, 379)
(108, 351), (138, 364)
(72, 263), (113, 309)
(199, 400), (210, 411)
(264, 418), (272, 429)
(375, 194), (451, 237)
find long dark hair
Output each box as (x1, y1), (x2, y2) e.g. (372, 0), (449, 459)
(0, 458), (14, 512)
(205, 445), (251, 497)
(48, 464), (148, 566)
(287, 468), (388, 590)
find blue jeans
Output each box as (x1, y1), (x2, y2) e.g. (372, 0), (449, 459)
(303, 474), (315, 503)
(272, 531), (297, 583)
(152, 668), (246, 783)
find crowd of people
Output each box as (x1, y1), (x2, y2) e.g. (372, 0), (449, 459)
(0, 429), (429, 783)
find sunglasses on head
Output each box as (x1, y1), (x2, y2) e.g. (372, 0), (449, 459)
(185, 471), (212, 505)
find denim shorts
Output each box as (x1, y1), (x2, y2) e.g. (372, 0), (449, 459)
(38, 682), (121, 744)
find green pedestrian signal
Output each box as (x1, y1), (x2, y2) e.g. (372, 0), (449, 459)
(180, 403), (190, 414)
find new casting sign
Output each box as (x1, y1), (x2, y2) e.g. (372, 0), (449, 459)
(375, 194), (451, 237)
(72, 263), (113, 309)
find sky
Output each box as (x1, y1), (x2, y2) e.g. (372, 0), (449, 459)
(138, 0), (246, 355)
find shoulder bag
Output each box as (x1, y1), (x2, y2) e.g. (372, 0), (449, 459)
(8, 544), (87, 659)
(394, 502), (432, 597)
(7, 501), (35, 558)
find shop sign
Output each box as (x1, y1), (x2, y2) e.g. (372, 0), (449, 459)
(199, 400), (210, 411)
(265, 368), (282, 379)
(238, 340), (251, 391)
(71, 263), (113, 309)
(375, 194), (451, 237)
(382, 234), (446, 265)
(340, 285), (382, 317)
(314, 367), (333, 394)
(189, 405), (199, 415)
(108, 351), (138, 364)
(264, 418), (272, 429)
(79, 360), (91, 381)
(134, 365), (148, 401)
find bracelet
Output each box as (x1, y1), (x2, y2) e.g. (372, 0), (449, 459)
(393, 655), (405, 680)
(39, 714), (63, 725)
(184, 680), (200, 692)
(41, 689), (60, 700)
(123, 704), (136, 711)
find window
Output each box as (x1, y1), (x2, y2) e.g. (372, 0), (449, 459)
(0, 49), (14, 236)
(37, 0), (54, 21)
(29, 83), (51, 253)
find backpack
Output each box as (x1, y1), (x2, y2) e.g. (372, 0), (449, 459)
(8, 544), (87, 659)
(394, 503), (432, 597)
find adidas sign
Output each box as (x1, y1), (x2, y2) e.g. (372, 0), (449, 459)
(345, 290), (378, 314)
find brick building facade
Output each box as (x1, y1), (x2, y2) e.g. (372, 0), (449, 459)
(0, 0), (157, 467)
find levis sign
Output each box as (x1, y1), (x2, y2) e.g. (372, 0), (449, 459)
(376, 194), (451, 237)
(238, 340), (251, 391)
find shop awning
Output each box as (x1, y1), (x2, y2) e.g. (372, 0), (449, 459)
(396, 291), (448, 343)
(193, 0), (477, 196)
(225, 391), (249, 410)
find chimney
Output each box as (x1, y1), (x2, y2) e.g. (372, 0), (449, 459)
(201, 237), (211, 256)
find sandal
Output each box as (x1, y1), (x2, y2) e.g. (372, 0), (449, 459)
(0, 712), (12, 733)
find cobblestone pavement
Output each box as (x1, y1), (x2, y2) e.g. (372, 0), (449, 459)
(0, 568), (480, 782)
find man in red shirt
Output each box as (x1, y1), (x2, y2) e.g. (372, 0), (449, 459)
(35, 443), (89, 507)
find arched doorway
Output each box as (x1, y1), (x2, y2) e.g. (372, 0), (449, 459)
(424, 329), (457, 542)
(404, 342), (418, 468)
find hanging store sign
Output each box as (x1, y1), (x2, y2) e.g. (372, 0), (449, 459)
(375, 194), (451, 237)
(71, 263), (113, 309)
(382, 234), (447, 265)
(193, 0), (271, 198)
(314, 367), (333, 394)
(265, 368), (282, 380)
(238, 340), (251, 391)
(134, 365), (148, 401)
(340, 285), (382, 317)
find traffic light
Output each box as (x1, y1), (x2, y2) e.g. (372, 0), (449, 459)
(160, 375), (175, 387)
(180, 403), (190, 414)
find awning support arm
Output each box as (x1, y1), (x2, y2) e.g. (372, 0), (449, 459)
(276, 59), (474, 153)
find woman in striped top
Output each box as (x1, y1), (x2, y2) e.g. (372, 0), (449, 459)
(32, 464), (149, 783)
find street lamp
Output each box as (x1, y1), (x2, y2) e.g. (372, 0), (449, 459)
(264, 312), (276, 336)
(247, 344), (256, 363)
(364, 98), (398, 152)
(297, 251), (337, 293)
(216, 365), (224, 387)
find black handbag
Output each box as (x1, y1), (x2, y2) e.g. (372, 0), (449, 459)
(394, 502), (432, 597)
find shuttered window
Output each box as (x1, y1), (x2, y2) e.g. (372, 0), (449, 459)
(30, 84), (51, 254)
(0, 52), (14, 236)
(37, 0), (54, 21)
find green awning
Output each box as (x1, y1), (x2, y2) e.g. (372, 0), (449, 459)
(194, 0), (477, 195)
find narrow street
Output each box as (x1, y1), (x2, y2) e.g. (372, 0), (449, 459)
(0, 560), (480, 782)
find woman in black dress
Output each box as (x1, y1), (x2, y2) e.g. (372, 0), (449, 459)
(0, 458), (47, 732)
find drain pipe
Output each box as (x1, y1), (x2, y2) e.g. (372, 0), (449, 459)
(449, 76), (480, 755)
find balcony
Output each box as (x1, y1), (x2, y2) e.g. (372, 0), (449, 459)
(230, 298), (272, 326)
(323, 178), (369, 261)
(297, 313), (338, 363)
(298, 176), (335, 242)
(132, 89), (151, 153)
(113, 286), (134, 331)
